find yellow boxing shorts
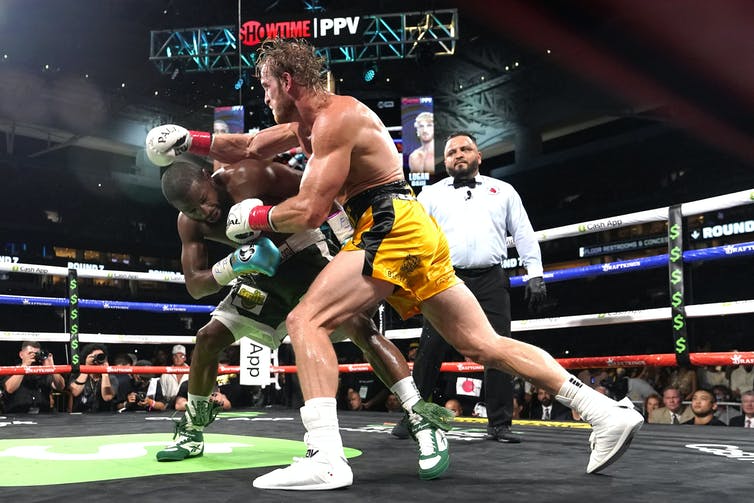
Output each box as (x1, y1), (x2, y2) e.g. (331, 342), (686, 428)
(342, 181), (460, 319)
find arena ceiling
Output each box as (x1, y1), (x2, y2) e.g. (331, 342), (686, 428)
(0, 0), (752, 186)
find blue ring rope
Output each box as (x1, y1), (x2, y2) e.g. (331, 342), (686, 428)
(2, 240), (753, 308)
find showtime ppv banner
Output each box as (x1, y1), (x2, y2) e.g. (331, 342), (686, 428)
(239, 14), (364, 47)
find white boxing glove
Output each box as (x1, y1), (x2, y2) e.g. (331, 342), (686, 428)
(145, 124), (213, 167)
(226, 198), (264, 243)
(145, 124), (190, 166)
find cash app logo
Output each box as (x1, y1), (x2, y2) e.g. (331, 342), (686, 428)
(0, 433), (361, 486)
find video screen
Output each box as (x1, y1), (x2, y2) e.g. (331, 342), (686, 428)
(401, 96), (435, 189)
(213, 105), (245, 134)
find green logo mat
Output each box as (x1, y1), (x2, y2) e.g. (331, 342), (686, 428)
(0, 432), (362, 486)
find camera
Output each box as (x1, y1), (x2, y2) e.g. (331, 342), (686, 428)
(136, 391), (147, 402)
(33, 350), (50, 364)
(91, 353), (107, 365)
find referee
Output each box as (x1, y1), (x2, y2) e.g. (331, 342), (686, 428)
(393, 131), (546, 442)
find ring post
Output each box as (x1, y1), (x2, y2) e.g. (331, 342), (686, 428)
(68, 268), (81, 374)
(668, 204), (691, 367)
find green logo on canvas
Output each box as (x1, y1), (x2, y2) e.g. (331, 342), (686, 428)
(0, 433), (361, 486)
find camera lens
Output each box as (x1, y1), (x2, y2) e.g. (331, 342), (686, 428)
(92, 353), (106, 364)
(34, 350), (50, 364)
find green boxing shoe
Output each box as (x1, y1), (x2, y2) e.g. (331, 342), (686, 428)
(156, 400), (222, 462)
(156, 419), (204, 461)
(408, 411), (450, 480)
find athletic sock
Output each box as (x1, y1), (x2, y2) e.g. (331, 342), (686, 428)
(556, 376), (613, 423)
(300, 397), (344, 458)
(390, 376), (421, 411)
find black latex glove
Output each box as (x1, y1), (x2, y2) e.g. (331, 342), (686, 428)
(524, 276), (547, 312)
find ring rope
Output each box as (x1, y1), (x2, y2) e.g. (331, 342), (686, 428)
(509, 187), (754, 246)
(3, 297), (754, 345)
(3, 351), (754, 377)
(0, 294), (214, 313)
(2, 239), (752, 315)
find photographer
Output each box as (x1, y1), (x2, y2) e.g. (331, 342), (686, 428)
(118, 360), (167, 412)
(1, 341), (65, 414)
(69, 343), (118, 412)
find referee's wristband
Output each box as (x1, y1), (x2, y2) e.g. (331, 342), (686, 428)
(73, 380), (86, 385)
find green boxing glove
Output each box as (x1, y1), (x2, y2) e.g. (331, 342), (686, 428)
(211, 237), (281, 286)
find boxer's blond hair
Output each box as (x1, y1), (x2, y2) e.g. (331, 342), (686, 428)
(256, 38), (327, 91)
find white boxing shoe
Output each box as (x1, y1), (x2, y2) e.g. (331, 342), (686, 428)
(252, 449), (353, 491)
(586, 396), (643, 474)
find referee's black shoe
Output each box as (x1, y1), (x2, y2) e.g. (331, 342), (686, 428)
(486, 424), (521, 443)
(391, 414), (411, 439)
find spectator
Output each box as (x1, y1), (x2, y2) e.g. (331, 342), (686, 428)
(697, 365), (730, 390)
(730, 364), (754, 400)
(649, 387), (694, 424)
(643, 394), (661, 422)
(667, 365), (697, 400)
(385, 393), (403, 413)
(444, 398), (464, 417)
(346, 388), (364, 411)
(625, 367), (659, 402)
(340, 371), (389, 412)
(159, 344), (190, 406)
(711, 384), (739, 425)
(1, 341), (65, 414)
(729, 390), (754, 427)
(151, 348), (170, 367)
(529, 388), (571, 421)
(682, 389), (726, 426)
(120, 360), (168, 412)
(69, 344), (118, 413)
(111, 352), (135, 408)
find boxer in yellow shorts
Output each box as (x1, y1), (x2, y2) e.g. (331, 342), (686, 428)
(342, 180), (461, 319)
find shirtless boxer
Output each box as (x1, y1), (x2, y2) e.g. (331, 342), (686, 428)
(154, 153), (452, 483)
(146, 38), (643, 490)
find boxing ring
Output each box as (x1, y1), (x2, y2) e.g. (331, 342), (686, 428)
(1, 188), (753, 501)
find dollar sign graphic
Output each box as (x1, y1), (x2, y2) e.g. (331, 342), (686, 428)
(671, 291), (683, 308)
(72, 354), (79, 365)
(70, 278), (77, 289)
(675, 337), (687, 353)
(673, 314), (685, 331)
(669, 224), (680, 240)
(670, 269), (682, 285)
(670, 247), (682, 262)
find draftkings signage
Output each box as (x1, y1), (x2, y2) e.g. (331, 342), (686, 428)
(240, 14), (364, 47)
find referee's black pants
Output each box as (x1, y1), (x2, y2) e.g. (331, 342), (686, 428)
(413, 265), (513, 428)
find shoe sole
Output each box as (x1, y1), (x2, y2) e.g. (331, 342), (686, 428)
(587, 416), (642, 474)
(252, 478), (353, 490)
(156, 447), (204, 462)
(419, 456), (450, 480)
